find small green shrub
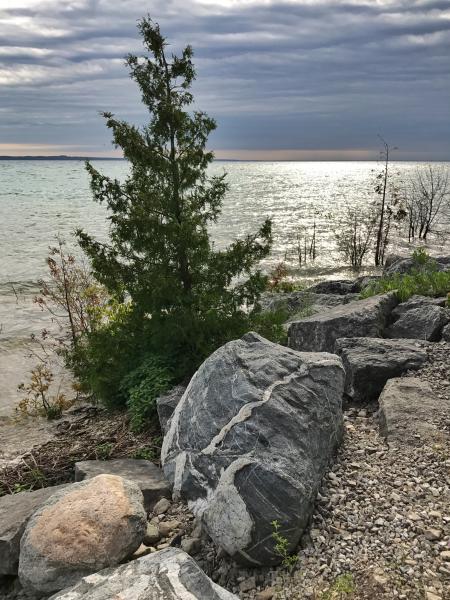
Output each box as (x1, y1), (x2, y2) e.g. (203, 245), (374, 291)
(120, 355), (173, 432)
(361, 249), (450, 302)
(271, 520), (298, 569)
(95, 442), (113, 460)
(132, 447), (157, 461)
(320, 573), (356, 599)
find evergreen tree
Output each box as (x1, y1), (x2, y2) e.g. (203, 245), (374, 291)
(75, 17), (277, 406)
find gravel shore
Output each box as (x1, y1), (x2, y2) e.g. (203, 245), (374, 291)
(1, 343), (449, 600)
(203, 341), (450, 600)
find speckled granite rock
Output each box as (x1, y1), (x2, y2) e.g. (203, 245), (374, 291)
(48, 548), (238, 600)
(161, 332), (345, 566)
(335, 337), (429, 402)
(74, 458), (171, 511)
(18, 474), (146, 595)
(288, 293), (397, 352)
(0, 484), (67, 575)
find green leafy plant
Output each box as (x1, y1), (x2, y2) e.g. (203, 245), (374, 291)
(120, 355), (172, 432)
(12, 482), (30, 494)
(320, 574), (356, 599)
(271, 519), (298, 569)
(95, 442), (113, 460)
(132, 447), (157, 460)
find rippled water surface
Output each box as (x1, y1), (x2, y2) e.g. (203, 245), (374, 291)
(1, 159), (449, 415)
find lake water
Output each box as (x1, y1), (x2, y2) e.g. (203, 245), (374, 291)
(1, 159), (449, 417)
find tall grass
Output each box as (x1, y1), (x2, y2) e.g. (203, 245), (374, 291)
(361, 249), (450, 302)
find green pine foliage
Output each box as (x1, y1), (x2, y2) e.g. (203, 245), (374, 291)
(73, 17), (280, 416)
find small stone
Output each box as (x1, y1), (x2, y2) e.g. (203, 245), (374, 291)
(152, 497), (171, 515)
(132, 543), (151, 558)
(158, 520), (181, 537)
(425, 592), (441, 600)
(408, 512), (421, 521)
(256, 587), (276, 600)
(143, 522), (160, 546)
(440, 550), (450, 561)
(239, 576), (256, 593)
(424, 528), (442, 541)
(180, 537), (202, 555)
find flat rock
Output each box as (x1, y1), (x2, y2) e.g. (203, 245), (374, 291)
(378, 377), (448, 444)
(48, 547), (238, 600)
(0, 484), (67, 575)
(392, 295), (447, 319)
(74, 458), (171, 512)
(335, 337), (429, 402)
(162, 332), (344, 566)
(289, 293), (397, 352)
(261, 290), (359, 317)
(387, 305), (449, 341)
(156, 385), (187, 434)
(18, 474), (147, 595)
(306, 279), (360, 295)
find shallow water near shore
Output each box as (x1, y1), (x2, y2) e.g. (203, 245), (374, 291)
(1, 159), (449, 420)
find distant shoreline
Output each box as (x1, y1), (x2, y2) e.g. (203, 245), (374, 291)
(1, 156), (449, 163)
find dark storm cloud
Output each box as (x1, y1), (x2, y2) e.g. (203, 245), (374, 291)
(0, 0), (449, 158)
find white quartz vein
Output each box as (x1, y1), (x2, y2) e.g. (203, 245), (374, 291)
(201, 367), (307, 456)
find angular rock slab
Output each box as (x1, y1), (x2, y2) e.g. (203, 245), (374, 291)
(74, 458), (171, 512)
(0, 484), (67, 575)
(289, 293), (397, 352)
(391, 295), (447, 319)
(378, 378), (448, 445)
(156, 385), (187, 434)
(261, 290), (359, 316)
(442, 322), (450, 342)
(387, 305), (449, 341)
(335, 337), (429, 402)
(162, 332), (345, 566)
(48, 548), (238, 600)
(18, 474), (147, 596)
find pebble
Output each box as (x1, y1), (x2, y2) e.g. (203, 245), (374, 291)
(152, 497), (171, 515)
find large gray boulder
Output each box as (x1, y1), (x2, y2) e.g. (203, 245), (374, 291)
(378, 378), (448, 445)
(387, 305), (449, 341)
(48, 548), (238, 600)
(156, 385), (187, 434)
(0, 484), (67, 575)
(161, 332), (345, 566)
(384, 255), (450, 276)
(18, 474), (147, 596)
(335, 337), (429, 402)
(74, 459), (171, 512)
(289, 293), (397, 352)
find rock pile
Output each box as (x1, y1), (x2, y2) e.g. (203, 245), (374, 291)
(1, 264), (449, 600)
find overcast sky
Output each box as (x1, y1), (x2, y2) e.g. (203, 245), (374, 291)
(0, 0), (449, 160)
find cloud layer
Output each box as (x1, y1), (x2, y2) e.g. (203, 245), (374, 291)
(0, 0), (449, 158)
